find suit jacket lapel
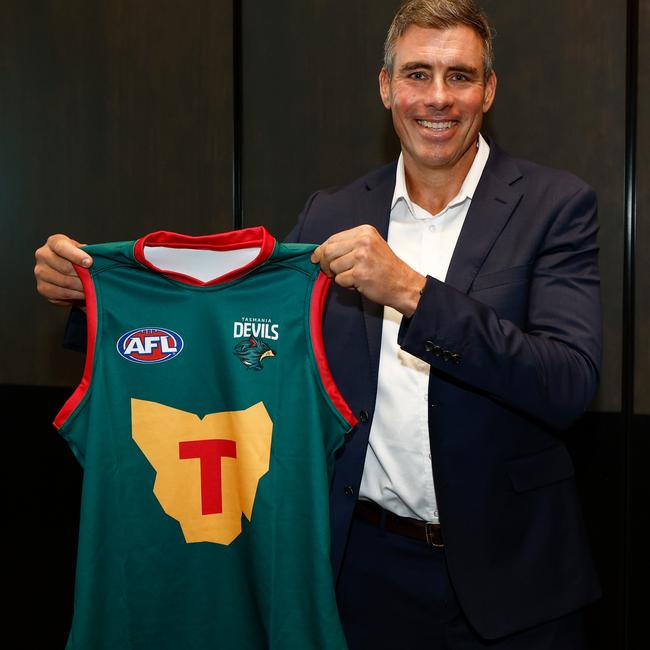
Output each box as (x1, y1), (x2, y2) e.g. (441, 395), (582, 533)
(358, 164), (396, 383)
(353, 146), (524, 382)
(445, 146), (524, 293)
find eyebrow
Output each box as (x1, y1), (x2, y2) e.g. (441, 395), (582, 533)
(398, 62), (480, 75)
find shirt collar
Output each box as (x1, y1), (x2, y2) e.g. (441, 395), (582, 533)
(391, 133), (490, 218)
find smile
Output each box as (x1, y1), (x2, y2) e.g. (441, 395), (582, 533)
(416, 120), (455, 131)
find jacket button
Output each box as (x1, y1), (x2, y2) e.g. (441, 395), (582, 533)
(442, 350), (452, 363)
(424, 340), (434, 352)
(359, 410), (370, 423)
(452, 354), (462, 365)
(344, 485), (355, 497)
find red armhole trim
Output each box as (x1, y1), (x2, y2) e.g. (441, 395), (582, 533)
(53, 266), (98, 430)
(310, 273), (357, 428)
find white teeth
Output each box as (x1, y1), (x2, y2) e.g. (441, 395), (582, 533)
(417, 120), (454, 130)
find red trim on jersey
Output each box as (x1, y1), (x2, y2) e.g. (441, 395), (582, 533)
(53, 266), (98, 430)
(133, 227), (276, 286)
(310, 273), (357, 428)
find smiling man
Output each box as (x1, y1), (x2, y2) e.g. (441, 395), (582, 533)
(35, 1), (601, 648)
(290, 1), (602, 649)
(380, 23), (496, 210)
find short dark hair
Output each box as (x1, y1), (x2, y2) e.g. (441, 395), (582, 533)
(384, 0), (494, 78)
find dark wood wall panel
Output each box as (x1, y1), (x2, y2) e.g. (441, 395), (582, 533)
(636, 0), (649, 415)
(0, 0), (233, 386)
(241, 0), (400, 238)
(481, 0), (627, 413)
(631, 3), (649, 647)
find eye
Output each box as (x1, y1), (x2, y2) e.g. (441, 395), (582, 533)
(408, 71), (428, 81)
(450, 73), (469, 82)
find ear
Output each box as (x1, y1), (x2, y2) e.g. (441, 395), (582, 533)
(379, 68), (392, 110)
(482, 71), (497, 113)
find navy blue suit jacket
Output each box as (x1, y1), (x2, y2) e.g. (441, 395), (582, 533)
(286, 141), (602, 639)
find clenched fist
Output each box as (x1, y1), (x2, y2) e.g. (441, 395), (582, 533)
(34, 234), (92, 305)
(311, 225), (426, 317)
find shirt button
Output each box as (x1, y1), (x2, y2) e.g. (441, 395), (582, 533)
(429, 225), (436, 232)
(344, 485), (355, 497)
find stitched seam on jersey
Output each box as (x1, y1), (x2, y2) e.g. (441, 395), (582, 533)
(273, 260), (315, 277)
(90, 262), (129, 276)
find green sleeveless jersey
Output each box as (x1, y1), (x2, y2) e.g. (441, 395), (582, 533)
(55, 227), (355, 650)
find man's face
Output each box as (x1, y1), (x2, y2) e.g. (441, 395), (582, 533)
(379, 25), (496, 176)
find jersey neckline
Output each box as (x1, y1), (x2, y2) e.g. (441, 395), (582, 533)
(133, 227), (276, 286)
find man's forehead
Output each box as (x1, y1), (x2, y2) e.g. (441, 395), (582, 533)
(393, 24), (484, 64)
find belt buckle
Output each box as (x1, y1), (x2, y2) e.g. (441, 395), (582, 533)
(425, 523), (443, 548)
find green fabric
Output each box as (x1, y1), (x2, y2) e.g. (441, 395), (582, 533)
(58, 238), (350, 649)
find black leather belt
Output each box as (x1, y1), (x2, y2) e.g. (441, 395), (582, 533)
(354, 500), (444, 548)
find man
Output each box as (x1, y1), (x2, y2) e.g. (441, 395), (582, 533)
(35, 1), (601, 648)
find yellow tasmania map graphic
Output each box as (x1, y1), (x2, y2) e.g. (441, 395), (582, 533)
(131, 398), (273, 545)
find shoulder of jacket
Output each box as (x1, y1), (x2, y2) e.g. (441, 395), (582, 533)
(312, 161), (397, 201)
(487, 140), (593, 196)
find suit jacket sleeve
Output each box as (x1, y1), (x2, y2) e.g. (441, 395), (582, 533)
(64, 306), (88, 352)
(399, 183), (601, 430)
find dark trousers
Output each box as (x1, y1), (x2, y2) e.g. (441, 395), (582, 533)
(336, 511), (587, 650)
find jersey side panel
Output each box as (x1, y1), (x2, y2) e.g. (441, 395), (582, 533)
(53, 264), (99, 463)
(308, 271), (358, 429)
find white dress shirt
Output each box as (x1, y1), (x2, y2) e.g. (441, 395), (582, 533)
(358, 134), (490, 522)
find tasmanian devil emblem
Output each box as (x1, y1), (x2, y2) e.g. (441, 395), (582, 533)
(233, 337), (276, 371)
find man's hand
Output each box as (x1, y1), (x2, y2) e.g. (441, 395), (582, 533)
(34, 234), (92, 306)
(311, 225), (426, 317)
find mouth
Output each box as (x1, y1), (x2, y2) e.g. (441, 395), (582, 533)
(416, 119), (455, 131)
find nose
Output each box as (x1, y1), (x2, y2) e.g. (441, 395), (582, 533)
(425, 77), (453, 110)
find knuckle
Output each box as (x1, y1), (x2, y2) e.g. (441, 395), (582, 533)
(64, 276), (80, 290)
(36, 280), (53, 298)
(50, 234), (73, 256)
(51, 239), (66, 255)
(354, 247), (368, 262)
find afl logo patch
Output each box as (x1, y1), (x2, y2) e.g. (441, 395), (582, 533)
(117, 327), (184, 364)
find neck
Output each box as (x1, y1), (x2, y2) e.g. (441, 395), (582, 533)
(404, 144), (478, 215)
